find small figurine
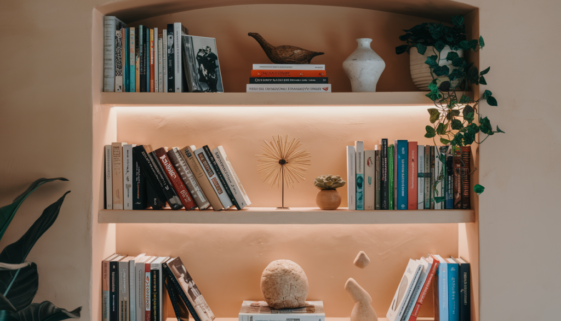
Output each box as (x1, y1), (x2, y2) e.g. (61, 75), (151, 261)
(345, 278), (378, 321)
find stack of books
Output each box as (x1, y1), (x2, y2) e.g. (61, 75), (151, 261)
(239, 301), (325, 321)
(386, 255), (471, 321)
(102, 254), (214, 321)
(246, 64), (331, 92)
(104, 144), (250, 211)
(346, 140), (471, 211)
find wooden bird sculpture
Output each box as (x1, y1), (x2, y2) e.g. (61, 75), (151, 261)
(248, 32), (324, 64)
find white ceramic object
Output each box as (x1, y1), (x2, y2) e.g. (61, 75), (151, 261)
(410, 45), (464, 91)
(343, 38), (386, 92)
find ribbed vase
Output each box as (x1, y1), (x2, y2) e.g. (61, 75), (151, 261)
(410, 45), (464, 91)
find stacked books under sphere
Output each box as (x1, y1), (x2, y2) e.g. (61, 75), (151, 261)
(239, 301), (325, 321)
(246, 64), (331, 93)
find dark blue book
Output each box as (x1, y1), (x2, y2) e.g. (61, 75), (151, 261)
(446, 154), (454, 209)
(456, 258), (471, 321)
(124, 28), (129, 92)
(167, 24), (174, 92)
(132, 153), (147, 210)
(396, 140), (408, 210)
(447, 258), (460, 321)
(109, 261), (119, 321)
(139, 26), (146, 92)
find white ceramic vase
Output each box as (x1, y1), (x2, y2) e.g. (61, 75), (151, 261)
(343, 38), (386, 92)
(410, 45), (464, 91)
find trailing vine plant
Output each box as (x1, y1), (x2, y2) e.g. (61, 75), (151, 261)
(396, 15), (504, 196)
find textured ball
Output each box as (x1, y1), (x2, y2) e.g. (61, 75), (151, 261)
(260, 260), (309, 309)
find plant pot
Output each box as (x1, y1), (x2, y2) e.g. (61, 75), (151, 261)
(342, 38), (386, 92)
(316, 189), (342, 210)
(410, 45), (464, 91)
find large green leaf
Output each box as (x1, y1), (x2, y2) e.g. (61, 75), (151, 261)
(0, 263), (38, 312)
(0, 178), (68, 243)
(0, 301), (81, 321)
(0, 191), (70, 265)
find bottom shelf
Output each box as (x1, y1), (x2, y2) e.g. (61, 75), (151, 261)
(98, 207), (474, 224)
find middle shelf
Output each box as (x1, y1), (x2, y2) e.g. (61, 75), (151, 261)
(99, 208), (474, 224)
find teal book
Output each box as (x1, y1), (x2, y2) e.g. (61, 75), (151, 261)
(388, 144), (394, 210)
(396, 140), (408, 210)
(355, 141), (364, 210)
(129, 27), (136, 92)
(435, 255), (449, 321)
(447, 258), (459, 321)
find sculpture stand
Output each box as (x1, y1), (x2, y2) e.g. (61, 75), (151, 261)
(345, 278), (378, 321)
(277, 164), (289, 210)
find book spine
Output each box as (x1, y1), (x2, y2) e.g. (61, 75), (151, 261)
(438, 261), (449, 321)
(103, 260), (111, 321)
(461, 147), (471, 209)
(166, 25), (174, 92)
(446, 154), (454, 209)
(424, 146), (431, 209)
(136, 262), (145, 321)
(408, 142), (417, 210)
(155, 148), (197, 210)
(135, 28), (140, 92)
(145, 263), (151, 321)
(163, 273), (182, 321)
(396, 266), (422, 321)
(453, 147), (462, 209)
(195, 147), (233, 209)
(147, 184), (164, 210)
(150, 29), (155, 92)
(119, 261), (129, 321)
(430, 146), (436, 209)
(448, 263), (459, 321)
(203, 145), (239, 209)
(154, 28), (159, 92)
(112, 143), (124, 210)
(149, 151), (183, 209)
(380, 139), (388, 210)
(409, 260), (439, 321)
(158, 36), (163, 92)
(434, 147), (444, 209)
(146, 29), (150, 92)
(364, 150), (375, 210)
(132, 146), (167, 205)
(179, 147), (224, 211)
(417, 145), (424, 209)
(115, 29), (124, 92)
(162, 263), (202, 321)
(250, 70), (326, 77)
(246, 84), (331, 92)
(105, 145), (113, 209)
(388, 144), (394, 210)
(168, 148), (210, 210)
(213, 146), (251, 208)
(355, 141), (364, 210)
(110, 262), (119, 321)
(124, 29), (129, 92)
(458, 262), (471, 321)
(123, 145), (134, 210)
(394, 143), (398, 210)
(397, 140), (408, 210)
(129, 28), (135, 92)
(129, 260), (136, 321)
(151, 269), (159, 321)
(139, 26), (146, 92)
(104, 17), (122, 92)
(252, 64), (325, 70)
(249, 77), (329, 84)
(346, 146), (356, 210)
(174, 23), (182, 92)
(375, 149), (381, 210)
(132, 154), (147, 210)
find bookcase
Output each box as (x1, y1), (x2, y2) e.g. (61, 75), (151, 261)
(92, 2), (480, 321)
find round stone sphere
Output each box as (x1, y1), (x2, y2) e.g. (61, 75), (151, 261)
(260, 260), (309, 309)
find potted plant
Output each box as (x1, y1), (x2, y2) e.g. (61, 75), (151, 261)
(314, 175), (346, 210)
(396, 15), (505, 197)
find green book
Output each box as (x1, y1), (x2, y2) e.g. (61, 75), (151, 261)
(388, 144), (394, 210)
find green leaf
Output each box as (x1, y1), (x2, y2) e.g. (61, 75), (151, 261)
(496, 125), (505, 133)
(479, 36), (485, 49)
(0, 301), (81, 321)
(474, 184), (485, 195)
(416, 43), (427, 55)
(479, 76), (487, 85)
(479, 116), (494, 135)
(486, 96), (498, 106)
(468, 66), (479, 84)
(425, 55), (438, 67)
(446, 110), (460, 120)
(449, 69), (464, 81)
(396, 45), (408, 55)
(451, 119), (464, 130)
(452, 15), (464, 27)
(438, 81), (451, 91)
(450, 133), (464, 146)
(428, 108), (441, 123)
(440, 138), (451, 144)
(0, 263), (38, 312)
(468, 39), (479, 50)
(433, 65), (450, 77)
(426, 91), (441, 101)
(480, 66), (490, 75)
(0, 293), (17, 312)
(482, 90), (493, 99)
(0, 178), (68, 243)
(435, 41), (446, 52)
(425, 126), (436, 138)
(459, 40), (470, 50)
(434, 196), (446, 203)
(446, 51), (459, 61)
(436, 123), (447, 135)
(460, 95), (472, 104)
(452, 57), (464, 67)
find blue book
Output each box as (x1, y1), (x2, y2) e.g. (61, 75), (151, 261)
(447, 258), (459, 321)
(124, 28), (129, 92)
(129, 28), (136, 92)
(355, 141), (364, 210)
(396, 140), (408, 210)
(435, 255), (449, 321)
(445, 154), (453, 209)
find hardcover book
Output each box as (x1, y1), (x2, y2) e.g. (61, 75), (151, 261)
(388, 144), (394, 210)
(162, 30), (168, 92)
(364, 150), (375, 210)
(145, 257), (157, 321)
(154, 28), (159, 92)
(103, 16), (126, 92)
(424, 146), (431, 209)
(249, 77), (328, 84)
(250, 70), (326, 77)
(433, 255), (449, 321)
(147, 184), (164, 210)
(375, 148), (381, 210)
(386, 259), (422, 321)
(355, 141), (364, 210)
(132, 145), (168, 207)
(135, 256), (151, 321)
(135, 27), (140, 92)
(110, 256), (125, 321)
(238, 301), (325, 321)
(213, 146), (252, 208)
(380, 139), (389, 210)
(122, 29), (128, 92)
(460, 147), (471, 209)
(446, 153), (454, 209)
(164, 272), (190, 321)
(402, 257), (430, 321)
(118, 257), (133, 321)
(246, 84), (331, 92)
(453, 146), (462, 209)
(168, 148), (210, 210)
(252, 64), (325, 70)
(149, 150), (183, 209)
(139, 26), (146, 92)
(150, 29), (155, 92)
(123, 144), (134, 210)
(429, 146), (436, 209)
(167, 24), (174, 92)
(174, 23), (189, 92)
(396, 140), (408, 210)
(408, 142), (417, 210)
(182, 35), (224, 92)
(146, 29), (151, 92)
(105, 145), (113, 209)
(112, 142), (126, 210)
(132, 152), (147, 210)
(454, 257), (471, 321)
(445, 258), (459, 321)
(194, 147), (233, 209)
(151, 257), (169, 321)
(408, 255), (439, 321)
(346, 146), (356, 210)
(102, 254), (119, 321)
(158, 34), (163, 92)
(155, 148), (197, 210)
(417, 145), (424, 210)
(129, 27), (136, 92)
(203, 146), (239, 209)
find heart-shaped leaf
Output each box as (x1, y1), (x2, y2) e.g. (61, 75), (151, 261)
(395, 45), (408, 55)
(486, 96), (498, 106)
(479, 36), (485, 49)
(437, 123), (447, 135)
(428, 108), (441, 123)
(440, 138), (451, 144)
(0, 262), (38, 312)
(425, 126), (436, 138)
(474, 184), (485, 195)
(451, 119), (464, 130)
(0, 301), (81, 321)
(416, 43), (427, 55)
(452, 15), (464, 27)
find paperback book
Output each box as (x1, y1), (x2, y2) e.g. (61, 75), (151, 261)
(238, 301), (325, 321)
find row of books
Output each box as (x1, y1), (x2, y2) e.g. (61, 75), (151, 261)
(103, 16), (224, 93)
(246, 64), (331, 93)
(104, 144), (250, 211)
(346, 140), (471, 210)
(101, 254), (214, 321)
(386, 255), (471, 321)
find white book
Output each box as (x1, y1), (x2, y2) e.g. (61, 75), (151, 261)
(354, 141), (364, 210)
(103, 16), (126, 92)
(174, 23), (188, 92)
(123, 144), (134, 210)
(194, 146), (233, 209)
(104, 145), (113, 209)
(402, 257), (432, 321)
(238, 301), (325, 321)
(135, 256), (150, 321)
(158, 38), (163, 92)
(154, 28), (158, 92)
(213, 146), (252, 208)
(346, 146), (356, 210)
(417, 145), (425, 209)
(247, 84), (331, 93)
(162, 30), (168, 92)
(252, 64), (325, 70)
(386, 259), (423, 321)
(129, 254), (144, 321)
(364, 150), (375, 210)
(151, 257), (169, 321)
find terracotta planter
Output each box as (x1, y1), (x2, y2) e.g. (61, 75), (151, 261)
(316, 189), (342, 210)
(410, 45), (464, 91)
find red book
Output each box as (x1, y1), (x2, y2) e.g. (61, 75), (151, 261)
(408, 141), (418, 210)
(150, 29), (155, 92)
(154, 148), (197, 210)
(409, 255), (440, 321)
(250, 70), (326, 77)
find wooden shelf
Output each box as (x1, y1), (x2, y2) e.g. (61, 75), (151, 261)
(98, 207), (474, 224)
(180, 317), (434, 321)
(100, 92), (436, 107)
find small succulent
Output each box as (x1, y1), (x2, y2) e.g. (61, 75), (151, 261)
(314, 175), (346, 190)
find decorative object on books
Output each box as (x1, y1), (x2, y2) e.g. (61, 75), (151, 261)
(257, 135), (311, 209)
(342, 38), (386, 92)
(182, 35), (224, 92)
(345, 278), (378, 321)
(396, 15), (504, 196)
(314, 174), (345, 210)
(353, 251), (370, 269)
(0, 178), (81, 320)
(248, 33), (324, 64)
(261, 260), (309, 309)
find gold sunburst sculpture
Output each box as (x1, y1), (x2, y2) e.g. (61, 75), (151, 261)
(257, 135), (311, 209)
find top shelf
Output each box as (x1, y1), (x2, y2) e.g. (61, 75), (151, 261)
(100, 92), (436, 107)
